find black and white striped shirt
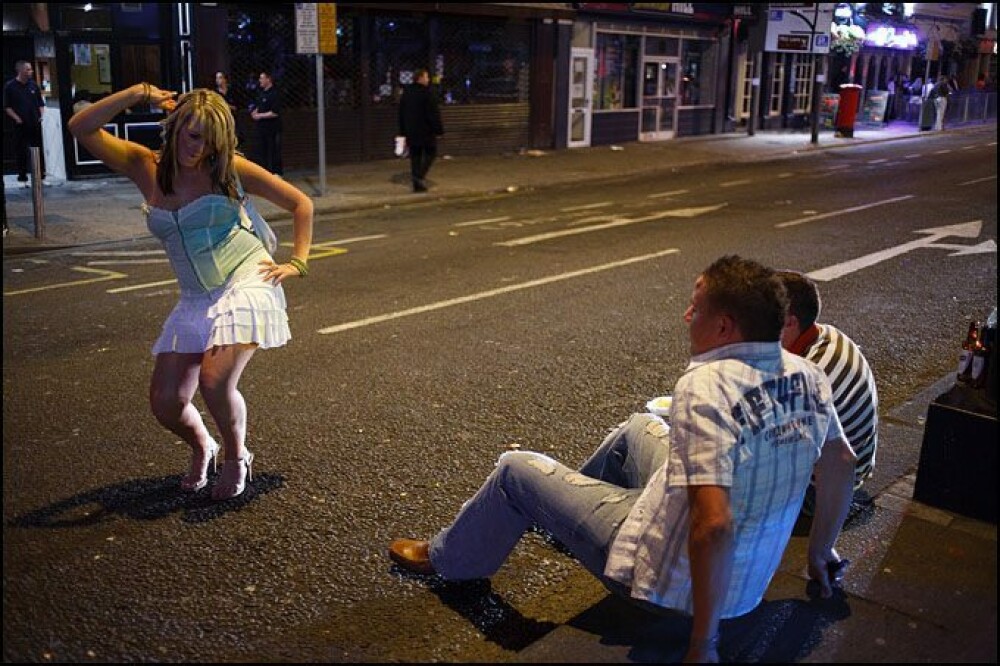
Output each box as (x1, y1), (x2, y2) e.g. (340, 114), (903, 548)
(805, 324), (879, 487)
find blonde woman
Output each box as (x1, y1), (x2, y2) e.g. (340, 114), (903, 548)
(69, 84), (313, 500)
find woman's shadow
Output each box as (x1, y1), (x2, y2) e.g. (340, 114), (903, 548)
(9, 472), (284, 528)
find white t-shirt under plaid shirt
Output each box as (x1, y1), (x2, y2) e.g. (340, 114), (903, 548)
(604, 341), (844, 617)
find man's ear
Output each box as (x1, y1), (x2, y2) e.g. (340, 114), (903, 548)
(717, 312), (739, 342)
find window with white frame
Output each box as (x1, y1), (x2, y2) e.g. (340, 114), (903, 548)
(768, 61), (784, 116)
(791, 54), (814, 114)
(738, 54), (752, 119)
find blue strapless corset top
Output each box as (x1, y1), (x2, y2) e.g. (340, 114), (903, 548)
(144, 194), (269, 294)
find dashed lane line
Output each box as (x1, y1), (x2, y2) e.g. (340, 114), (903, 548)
(318, 249), (681, 335)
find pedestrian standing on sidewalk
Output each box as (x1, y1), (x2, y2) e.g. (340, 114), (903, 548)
(389, 255), (856, 663)
(69, 84), (314, 500)
(398, 68), (443, 193)
(3, 60), (46, 186)
(931, 75), (951, 131)
(250, 70), (283, 176)
(776, 270), (879, 516)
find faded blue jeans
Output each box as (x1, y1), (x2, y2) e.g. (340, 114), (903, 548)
(428, 413), (670, 584)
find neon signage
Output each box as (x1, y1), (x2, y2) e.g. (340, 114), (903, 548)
(865, 25), (918, 49)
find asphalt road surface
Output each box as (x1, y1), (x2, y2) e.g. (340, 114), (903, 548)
(3, 128), (996, 662)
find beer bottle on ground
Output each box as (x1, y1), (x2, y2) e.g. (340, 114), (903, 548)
(957, 320), (980, 385)
(971, 309), (996, 390)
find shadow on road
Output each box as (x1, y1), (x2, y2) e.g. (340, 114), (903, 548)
(8, 473), (285, 527)
(388, 568), (558, 651)
(562, 585), (852, 663)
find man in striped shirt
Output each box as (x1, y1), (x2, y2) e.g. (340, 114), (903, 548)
(389, 256), (857, 662)
(776, 271), (879, 513)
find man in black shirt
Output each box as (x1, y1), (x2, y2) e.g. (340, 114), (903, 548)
(398, 68), (444, 193)
(3, 60), (46, 185)
(250, 70), (282, 176)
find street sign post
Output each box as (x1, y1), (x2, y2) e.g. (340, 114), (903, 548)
(295, 3), (338, 195)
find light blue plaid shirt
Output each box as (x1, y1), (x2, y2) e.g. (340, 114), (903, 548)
(605, 341), (843, 617)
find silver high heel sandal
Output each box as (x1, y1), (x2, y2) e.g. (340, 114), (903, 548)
(180, 438), (220, 492)
(212, 450), (254, 501)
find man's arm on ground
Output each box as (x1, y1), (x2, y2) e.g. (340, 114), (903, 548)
(686, 484), (733, 662)
(807, 436), (856, 597)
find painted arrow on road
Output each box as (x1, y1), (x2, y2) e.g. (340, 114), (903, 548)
(807, 220), (996, 282)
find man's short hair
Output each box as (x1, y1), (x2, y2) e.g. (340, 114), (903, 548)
(702, 255), (787, 342)
(775, 270), (822, 331)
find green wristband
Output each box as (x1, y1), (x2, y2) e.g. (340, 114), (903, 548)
(289, 257), (309, 277)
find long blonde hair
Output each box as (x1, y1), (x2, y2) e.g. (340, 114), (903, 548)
(157, 88), (239, 198)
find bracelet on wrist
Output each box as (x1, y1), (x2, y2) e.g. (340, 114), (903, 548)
(289, 256), (309, 277)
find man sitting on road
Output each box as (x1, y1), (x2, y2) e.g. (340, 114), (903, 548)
(776, 270), (878, 516)
(389, 255), (857, 663)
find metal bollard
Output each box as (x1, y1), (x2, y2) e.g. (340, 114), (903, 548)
(30, 146), (45, 240)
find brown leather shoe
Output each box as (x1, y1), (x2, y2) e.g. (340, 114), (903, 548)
(389, 538), (435, 575)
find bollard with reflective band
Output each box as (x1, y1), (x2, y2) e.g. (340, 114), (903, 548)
(30, 146), (45, 240)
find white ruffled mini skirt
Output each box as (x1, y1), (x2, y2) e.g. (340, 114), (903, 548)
(152, 265), (290, 354)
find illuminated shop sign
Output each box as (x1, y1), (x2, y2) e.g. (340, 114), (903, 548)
(864, 25), (918, 49)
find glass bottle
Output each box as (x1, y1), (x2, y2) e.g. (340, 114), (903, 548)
(971, 308), (996, 390)
(957, 320), (980, 385)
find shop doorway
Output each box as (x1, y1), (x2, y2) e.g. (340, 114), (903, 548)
(640, 57), (678, 141)
(568, 48), (593, 148)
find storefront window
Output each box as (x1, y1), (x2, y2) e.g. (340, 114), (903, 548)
(595, 33), (640, 110)
(436, 17), (530, 105)
(370, 16), (427, 104)
(645, 36), (679, 57)
(680, 39), (716, 106)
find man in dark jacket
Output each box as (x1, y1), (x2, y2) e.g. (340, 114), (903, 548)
(250, 71), (283, 175)
(398, 68), (443, 193)
(4, 60), (46, 185)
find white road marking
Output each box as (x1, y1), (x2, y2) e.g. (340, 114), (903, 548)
(498, 204), (727, 247)
(454, 216), (512, 228)
(867, 158), (889, 164)
(776, 195), (913, 228)
(777, 173), (795, 179)
(86, 259), (170, 266)
(647, 189), (689, 198)
(959, 175), (996, 186)
(71, 250), (165, 257)
(318, 249), (681, 334)
(108, 279), (178, 294)
(808, 221), (989, 282)
(720, 179), (752, 188)
(560, 202), (614, 212)
(323, 234), (388, 244)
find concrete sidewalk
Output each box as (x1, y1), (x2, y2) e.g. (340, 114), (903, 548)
(3, 120), (997, 663)
(2, 120), (974, 256)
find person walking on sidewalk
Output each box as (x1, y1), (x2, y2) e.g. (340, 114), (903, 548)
(69, 84), (314, 500)
(389, 255), (856, 663)
(777, 270), (879, 516)
(250, 71), (283, 176)
(3, 60), (46, 186)
(398, 68), (443, 193)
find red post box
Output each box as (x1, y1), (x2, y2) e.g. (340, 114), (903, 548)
(835, 84), (863, 137)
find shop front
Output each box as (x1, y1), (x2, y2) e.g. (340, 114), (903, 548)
(570, 3), (731, 147)
(4, 3), (187, 179)
(196, 3), (573, 169)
